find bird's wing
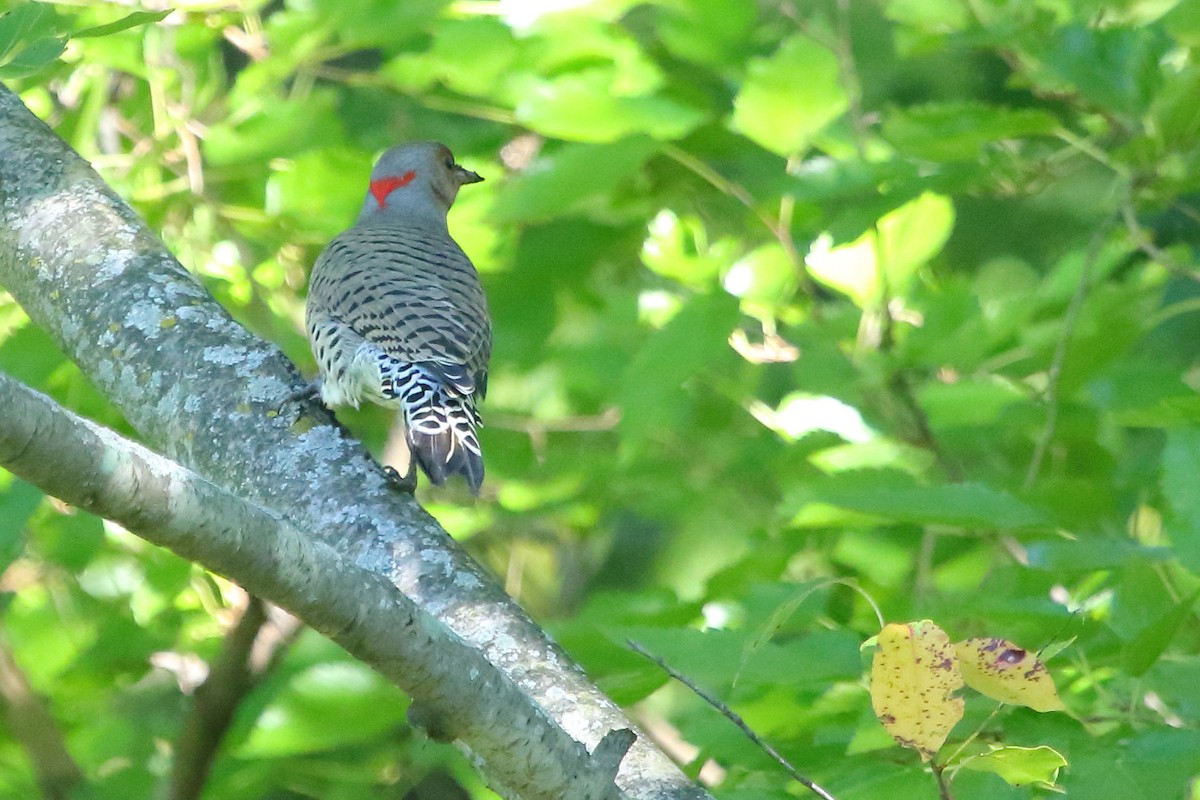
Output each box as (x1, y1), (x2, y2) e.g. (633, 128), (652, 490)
(309, 224), (491, 395)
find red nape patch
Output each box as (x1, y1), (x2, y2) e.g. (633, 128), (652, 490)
(369, 170), (417, 208)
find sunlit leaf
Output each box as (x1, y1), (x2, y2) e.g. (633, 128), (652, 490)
(516, 73), (707, 143)
(954, 638), (1066, 712)
(884, 0), (968, 31)
(958, 745), (1068, 788)
(870, 620), (964, 761)
(72, 10), (169, 39)
(496, 137), (659, 223)
(731, 34), (846, 156)
(806, 192), (954, 307)
(239, 661), (407, 756)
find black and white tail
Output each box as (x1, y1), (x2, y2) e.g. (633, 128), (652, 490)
(387, 363), (484, 493)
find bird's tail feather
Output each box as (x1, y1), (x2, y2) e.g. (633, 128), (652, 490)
(401, 378), (484, 494)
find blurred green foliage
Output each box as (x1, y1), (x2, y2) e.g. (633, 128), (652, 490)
(2, 0), (1200, 797)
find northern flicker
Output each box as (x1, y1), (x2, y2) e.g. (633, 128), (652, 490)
(304, 142), (491, 493)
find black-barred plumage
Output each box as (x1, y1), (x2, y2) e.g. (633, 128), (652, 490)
(305, 142), (490, 493)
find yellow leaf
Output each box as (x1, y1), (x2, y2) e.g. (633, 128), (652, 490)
(954, 638), (1067, 712)
(870, 620), (964, 761)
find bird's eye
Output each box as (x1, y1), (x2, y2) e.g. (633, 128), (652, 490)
(444, 156), (455, 169)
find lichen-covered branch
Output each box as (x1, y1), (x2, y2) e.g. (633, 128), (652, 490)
(0, 369), (630, 800)
(0, 83), (710, 800)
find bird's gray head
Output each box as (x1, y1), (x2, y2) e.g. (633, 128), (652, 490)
(358, 141), (483, 226)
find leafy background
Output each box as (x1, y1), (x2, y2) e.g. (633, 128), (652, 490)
(2, 0), (1200, 798)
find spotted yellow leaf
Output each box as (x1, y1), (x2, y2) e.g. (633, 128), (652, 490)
(954, 638), (1066, 712)
(870, 620), (964, 761)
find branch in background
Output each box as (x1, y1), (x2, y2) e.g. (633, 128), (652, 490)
(171, 596), (303, 800)
(0, 637), (81, 800)
(0, 370), (630, 800)
(1023, 213), (1118, 490)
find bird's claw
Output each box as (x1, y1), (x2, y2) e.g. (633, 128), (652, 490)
(275, 381), (321, 415)
(383, 464), (418, 493)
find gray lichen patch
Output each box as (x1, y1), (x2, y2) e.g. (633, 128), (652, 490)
(15, 186), (139, 286)
(245, 374), (290, 405)
(125, 301), (169, 338)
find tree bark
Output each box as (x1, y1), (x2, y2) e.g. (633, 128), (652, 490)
(0, 84), (711, 800)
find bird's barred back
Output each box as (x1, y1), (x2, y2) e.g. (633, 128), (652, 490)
(308, 223), (490, 387)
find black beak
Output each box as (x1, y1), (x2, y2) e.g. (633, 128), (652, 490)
(456, 165), (484, 185)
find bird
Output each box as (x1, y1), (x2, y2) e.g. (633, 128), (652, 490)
(303, 142), (491, 493)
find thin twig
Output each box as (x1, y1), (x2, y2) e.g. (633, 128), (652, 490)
(628, 640), (838, 800)
(833, 0), (870, 161)
(661, 145), (815, 299)
(939, 703), (1004, 779)
(932, 762), (955, 800)
(1023, 213), (1118, 490)
(1120, 200), (1200, 282)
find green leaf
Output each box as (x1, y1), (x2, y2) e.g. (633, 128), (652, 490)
(807, 192), (954, 307)
(72, 10), (169, 39)
(0, 2), (56, 62)
(0, 473), (41, 575)
(656, 0), (755, 68)
(1091, 363), (1200, 427)
(1025, 538), (1172, 572)
(1034, 24), (1169, 116)
(495, 137), (659, 223)
(641, 210), (739, 289)
(203, 91), (346, 166)
(735, 581), (829, 685)
(796, 471), (1050, 530)
(1122, 588), (1200, 677)
(267, 149), (371, 236)
(239, 661), (406, 756)
(0, 323), (66, 386)
(0, 35), (64, 78)
(723, 242), (796, 317)
(314, 0), (443, 49)
(884, 0), (968, 32)
(883, 103), (1059, 161)
(958, 745), (1067, 788)
(516, 72), (707, 143)
(919, 377), (1023, 429)
(1165, 0), (1200, 46)
(1161, 427), (1200, 573)
(619, 291), (740, 443)
(731, 34), (847, 156)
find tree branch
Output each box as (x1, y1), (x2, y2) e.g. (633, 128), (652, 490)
(171, 596), (302, 800)
(0, 636), (81, 800)
(0, 84), (710, 800)
(0, 368), (635, 800)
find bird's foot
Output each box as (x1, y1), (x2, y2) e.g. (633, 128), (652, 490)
(275, 381), (321, 415)
(383, 463), (418, 493)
